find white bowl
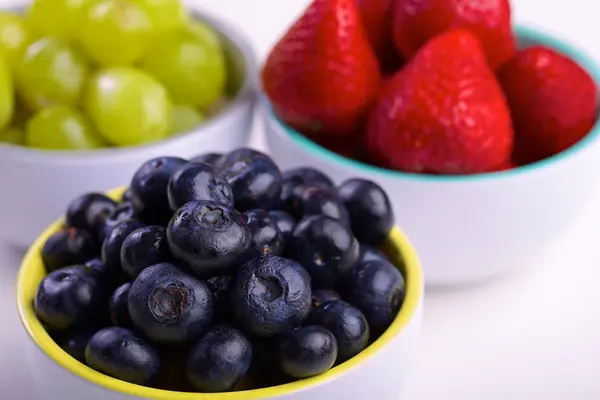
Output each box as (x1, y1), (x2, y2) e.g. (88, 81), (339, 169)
(263, 26), (600, 287)
(0, 7), (258, 250)
(17, 188), (424, 400)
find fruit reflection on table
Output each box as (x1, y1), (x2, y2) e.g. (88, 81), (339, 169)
(0, 0), (229, 150)
(32, 148), (408, 393)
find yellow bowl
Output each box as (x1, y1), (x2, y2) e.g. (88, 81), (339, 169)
(16, 187), (424, 400)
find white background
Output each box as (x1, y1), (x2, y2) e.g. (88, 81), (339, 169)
(1, 0), (600, 399)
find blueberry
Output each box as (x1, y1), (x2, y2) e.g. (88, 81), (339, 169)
(206, 276), (232, 323)
(84, 258), (105, 275)
(339, 259), (405, 334)
(167, 201), (251, 278)
(57, 329), (97, 363)
(218, 148), (282, 211)
(278, 326), (337, 379)
(311, 289), (341, 309)
(358, 243), (389, 263)
(128, 262), (213, 344)
(190, 152), (223, 167)
(243, 209), (283, 258)
(308, 300), (369, 362)
(121, 188), (133, 202)
(120, 226), (171, 279)
(186, 324), (253, 392)
(98, 202), (136, 242)
(287, 184), (350, 225)
(278, 167), (334, 210)
(34, 265), (106, 331)
(290, 215), (359, 288)
(130, 156), (188, 225)
(41, 228), (98, 272)
(109, 282), (133, 328)
(167, 162), (234, 211)
(338, 179), (394, 246)
(101, 220), (145, 277)
(85, 327), (160, 385)
(229, 255), (312, 338)
(66, 193), (118, 235)
(268, 211), (296, 250)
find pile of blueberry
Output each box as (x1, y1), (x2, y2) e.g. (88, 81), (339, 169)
(33, 148), (404, 393)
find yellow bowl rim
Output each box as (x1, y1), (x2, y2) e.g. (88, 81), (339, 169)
(16, 187), (423, 399)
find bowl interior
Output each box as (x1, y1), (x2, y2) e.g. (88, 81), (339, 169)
(16, 188), (423, 400)
(0, 6), (257, 158)
(264, 25), (600, 183)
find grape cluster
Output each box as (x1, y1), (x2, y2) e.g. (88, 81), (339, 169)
(0, 0), (228, 150)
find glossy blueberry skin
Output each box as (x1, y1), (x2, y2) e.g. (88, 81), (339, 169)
(101, 220), (145, 277)
(338, 259), (405, 334)
(206, 276), (232, 323)
(128, 262), (213, 344)
(167, 201), (251, 278)
(243, 209), (283, 259)
(120, 226), (171, 279)
(34, 265), (106, 331)
(277, 167), (334, 210)
(58, 329), (97, 363)
(109, 282), (133, 328)
(98, 202), (136, 242)
(84, 258), (105, 275)
(41, 228), (99, 272)
(358, 243), (389, 263)
(338, 179), (394, 246)
(130, 156), (188, 225)
(66, 193), (118, 235)
(229, 255), (312, 338)
(308, 300), (370, 362)
(190, 152), (223, 167)
(290, 215), (359, 288)
(218, 148), (282, 211)
(268, 211), (295, 249)
(287, 184), (350, 225)
(121, 188), (133, 202)
(311, 289), (341, 309)
(278, 325), (337, 379)
(85, 327), (160, 385)
(186, 324), (253, 392)
(167, 162), (234, 211)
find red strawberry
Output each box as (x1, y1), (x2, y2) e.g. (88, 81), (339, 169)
(262, 0), (381, 139)
(497, 46), (598, 165)
(355, 0), (403, 74)
(392, 0), (516, 70)
(366, 29), (514, 175)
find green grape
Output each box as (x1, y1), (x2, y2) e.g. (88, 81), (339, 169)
(0, 126), (25, 145)
(140, 28), (227, 109)
(0, 12), (35, 71)
(0, 54), (13, 131)
(131, 0), (187, 34)
(83, 67), (172, 146)
(80, 0), (154, 66)
(26, 105), (106, 150)
(188, 19), (222, 51)
(17, 38), (89, 111)
(27, 0), (98, 40)
(170, 105), (204, 134)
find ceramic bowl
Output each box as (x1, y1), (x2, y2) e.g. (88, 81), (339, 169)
(0, 6), (258, 250)
(263, 25), (600, 287)
(16, 187), (424, 400)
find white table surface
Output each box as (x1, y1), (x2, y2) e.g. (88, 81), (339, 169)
(2, 0), (600, 399)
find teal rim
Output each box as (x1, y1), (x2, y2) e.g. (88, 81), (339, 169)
(263, 25), (600, 182)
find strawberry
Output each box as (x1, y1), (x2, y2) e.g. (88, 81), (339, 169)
(262, 0), (381, 139)
(392, 0), (516, 70)
(366, 29), (514, 175)
(355, 0), (404, 74)
(497, 46), (598, 165)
